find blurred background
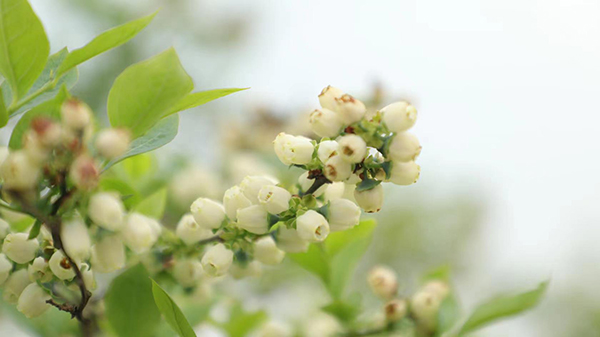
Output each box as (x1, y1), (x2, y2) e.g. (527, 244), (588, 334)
(2, 0), (600, 336)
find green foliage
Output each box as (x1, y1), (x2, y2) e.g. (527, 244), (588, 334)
(355, 178), (381, 192)
(135, 188), (167, 219)
(105, 264), (161, 337)
(219, 302), (267, 337)
(0, 86), (7, 127)
(0, 0), (49, 101)
(458, 281), (549, 336)
(436, 295), (461, 336)
(151, 279), (197, 337)
(98, 176), (141, 208)
(168, 87), (248, 114)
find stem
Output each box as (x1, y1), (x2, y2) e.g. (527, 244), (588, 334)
(300, 172), (331, 197)
(196, 235), (224, 245)
(7, 78), (58, 115)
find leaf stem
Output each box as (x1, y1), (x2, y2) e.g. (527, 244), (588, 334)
(7, 77), (58, 115)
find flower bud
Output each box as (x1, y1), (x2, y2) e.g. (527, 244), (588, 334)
(176, 214), (213, 246)
(2, 233), (38, 264)
(388, 161), (420, 186)
(70, 155), (99, 190)
(121, 213), (160, 254)
(273, 133), (314, 166)
(229, 260), (262, 279)
(258, 185), (291, 214)
(95, 128), (131, 159)
(223, 185), (252, 220)
(28, 257), (52, 283)
(170, 166), (222, 207)
(80, 263), (96, 290)
(338, 134), (367, 163)
(0, 151), (41, 190)
(381, 101), (417, 133)
(298, 172), (327, 197)
(411, 290), (442, 330)
(388, 132), (421, 162)
(354, 184), (384, 213)
(318, 85), (344, 111)
(0, 146), (9, 166)
(0, 218), (9, 240)
(258, 321), (293, 337)
(49, 250), (75, 280)
(17, 283), (50, 318)
(384, 299), (408, 322)
(240, 175), (278, 204)
(335, 94), (366, 125)
(200, 243), (233, 277)
(296, 210), (330, 242)
(304, 314), (341, 337)
(3, 269), (30, 304)
(237, 205), (269, 234)
(30, 117), (62, 148)
(173, 258), (204, 287)
(275, 226), (309, 253)
(253, 236), (285, 265)
(61, 98), (92, 131)
(310, 109), (343, 138)
(91, 235), (126, 273)
(22, 131), (49, 164)
(327, 198), (361, 232)
(0, 253), (13, 285)
(88, 192), (125, 231)
(367, 266), (398, 299)
(423, 280), (451, 301)
(191, 198), (226, 229)
(61, 218), (91, 262)
(317, 140), (339, 164)
(324, 155), (352, 182)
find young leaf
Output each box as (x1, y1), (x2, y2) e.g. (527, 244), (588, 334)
(27, 220), (41, 240)
(325, 219), (377, 257)
(56, 12), (157, 77)
(0, 86), (7, 127)
(167, 88), (248, 115)
(327, 228), (373, 299)
(0, 0), (50, 100)
(435, 295), (461, 336)
(151, 279), (197, 337)
(134, 188), (167, 219)
(105, 264), (161, 337)
(108, 48), (193, 138)
(458, 281), (549, 336)
(220, 302), (267, 337)
(288, 243), (330, 285)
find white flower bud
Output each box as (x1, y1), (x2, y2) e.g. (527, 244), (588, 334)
(411, 290), (442, 329)
(258, 185), (291, 214)
(237, 205), (269, 234)
(70, 155), (99, 190)
(318, 85), (344, 111)
(273, 133), (314, 166)
(0, 218), (9, 240)
(296, 210), (330, 242)
(121, 213), (160, 254)
(17, 283), (50, 318)
(305, 314), (342, 337)
(30, 117), (62, 148)
(324, 181), (345, 202)
(324, 155), (352, 182)
(337, 134), (367, 163)
(229, 260), (262, 279)
(2, 233), (38, 264)
(388, 161), (420, 186)
(201, 243), (233, 277)
(381, 101), (417, 132)
(354, 184), (384, 213)
(3, 269), (30, 304)
(61, 218), (91, 262)
(80, 263), (96, 290)
(258, 321), (293, 337)
(170, 166), (222, 207)
(327, 198), (361, 232)
(91, 235), (126, 273)
(310, 109), (343, 138)
(275, 227), (309, 253)
(176, 214), (213, 246)
(0, 146), (9, 166)
(317, 140), (339, 164)
(28, 257), (52, 283)
(95, 128), (131, 159)
(298, 172), (327, 197)
(335, 94), (366, 125)
(367, 266), (398, 299)
(0, 253), (13, 285)
(423, 280), (451, 301)
(190, 198), (226, 229)
(173, 259), (204, 287)
(384, 299), (408, 322)
(240, 175), (278, 204)
(223, 185), (252, 220)
(388, 132), (421, 162)
(88, 192), (125, 231)
(0, 151), (41, 190)
(22, 131), (49, 164)
(61, 98), (92, 131)
(253, 236), (285, 265)
(49, 250), (75, 280)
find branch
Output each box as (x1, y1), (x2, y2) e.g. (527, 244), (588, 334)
(300, 170), (331, 196)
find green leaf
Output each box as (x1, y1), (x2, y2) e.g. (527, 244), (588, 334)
(0, 86), (7, 127)
(0, 0), (50, 100)
(220, 303), (267, 337)
(168, 88), (248, 115)
(134, 188), (167, 219)
(151, 279), (196, 337)
(435, 295), (461, 336)
(105, 264), (161, 337)
(322, 294), (362, 323)
(56, 12), (157, 77)
(328, 228), (373, 299)
(121, 153), (155, 181)
(103, 114), (179, 171)
(325, 219), (377, 257)
(355, 178), (381, 192)
(458, 281), (549, 336)
(421, 265), (452, 284)
(98, 177), (141, 209)
(27, 220), (41, 240)
(288, 243), (330, 284)
(108, 48), (193, 138)
(9, 85), (69, 149)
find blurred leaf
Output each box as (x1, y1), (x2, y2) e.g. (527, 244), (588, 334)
(221, 303), (267, 337)
(105, 264), (161, 337)
(108, 48), (192, 137)
(0, 0), (49, 100)
(421, 265), (452, 284)
(103, 114), (179, 171)
(151, 279), (196, 337)
(122, 153), (155, 180)
(435, 295), (461, 336)
(9, 85), (68, 149)
(7, 214), (35, 232)
(322, 293), (362, 324)
(57, 12), (157, 77)
(288, 243), (330, 284)
(98, 177), (141, 208)
(27, 220), (41, 239)
(134, 188), (167, 219)
(355, 178), (381, 192)
(325, 219), (377, 257)
(458, 281), (549, 336)
(168, 88), (248, 115)
(0, 86), (7, 127)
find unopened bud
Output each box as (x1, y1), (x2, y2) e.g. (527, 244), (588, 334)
(388, 132), (421, 162)
(176, 214), (213, 246)
(335, 94), (366, 125)
(275, 226), (309, 253)
(367, 266), (398, 299)
(237, 205), (269, 234)
(61, 98), (92, 131)
(388, 161), (420, 186)
(423, 280), (451, 301)
(0, 253), (12, 285)
(95, 128), (131, 159)
(0, 151), (41, 190)
(273, 133), (315, 166)
(381, 101), (417, 133)
(70, 155), (99, 190)
(61, 218), (91, 262)
(2, 233), (39, 264)
(122, 213), (161, 254)
(318, 85), (345, 111)
(88, 192), (125, 231)
(80, 263), (96, 290)
(354, 184), (384, 213)
(384, 299), (408, 322)
(28, 257), (52, 283)
(2, 269), (30, 304)
(223, 185), (252, 220)
(327, 198), (361, 232)
(258, 185), (291, 214)
(200, 243), (233, 277)
(17, 283), (51, 318)
(296, 210), (330, 242)
(190, 198), (226, 229)
(338, 134), (367, 163)
(253, 236), (285, 265)
(317, 140), (339, 164)
(173, 259), (204, 287)
(240, 175), (278, 204)
(0, 219), (8, 241)
(310, 108), (343, 138)
(31, 117), (62, 148)
(22, 131), (49, 164)
(48, 250), (75, 280)
(91, 235), (126, 273)
(411, 290), (442, 330)
(324, 155), (352, 182)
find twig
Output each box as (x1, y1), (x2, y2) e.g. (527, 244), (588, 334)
(300, 171), (331, 196)
(196, 235), (225, 245)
